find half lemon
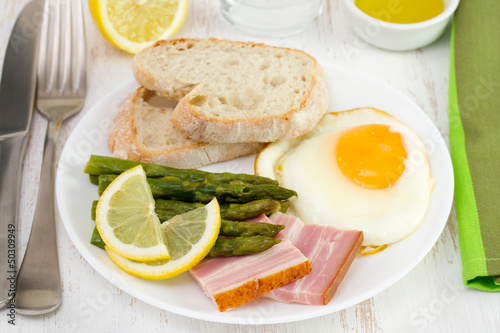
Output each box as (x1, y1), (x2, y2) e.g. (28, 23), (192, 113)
(89, 0), (189, 54)
(106, 198), (221, 279)
(95, 165), (169, 261)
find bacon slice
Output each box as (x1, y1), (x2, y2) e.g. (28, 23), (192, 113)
(189, 238), (311, 312)
(263, 212), (363, 305)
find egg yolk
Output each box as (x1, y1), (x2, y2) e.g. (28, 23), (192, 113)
(336, 124), (407, 189)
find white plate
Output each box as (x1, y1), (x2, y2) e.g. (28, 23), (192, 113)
(56, 59), (454, 325)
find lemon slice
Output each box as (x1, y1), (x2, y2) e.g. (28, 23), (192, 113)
(95, 165), (169, 261)
(89, 0), (189, 54)
(105, 199), (221, 279)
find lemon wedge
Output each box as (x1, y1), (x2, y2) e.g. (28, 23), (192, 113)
(95, 165), (169, 261)
(105, 199), (221, 279)
(89, 0), (189, 54)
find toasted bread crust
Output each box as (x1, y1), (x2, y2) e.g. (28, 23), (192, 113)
(108, 87), (266, 169)
(133, 38), (209, 101)
(133, 38), (329, 143)
(212, 260), (312, 312)
(171, 73), (328, 143)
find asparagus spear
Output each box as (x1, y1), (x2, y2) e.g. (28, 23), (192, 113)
(154, 198), (286, 219)
(90, 226), (106, 249)
(92, 202), (285, 238)
(156, 198), (285, 218)
(276, 199), (290, 213)
(84, 155), (278, 185)
(97, 174), (116, 194)
(97, 174), (297, 203)
(220, 219), (284, 237)
(91, 200), (98, 220)
(89, 174), (99, 185)
(98, 205), (285, 237)
(155, 209), (177, 222)
(91, 198), (287, 223)
(207, 236), (281, 257)
(90, 226), (281, 257)
(220, 198), (282, 220)
(150, 177), (296, 203)
(92, 200), (285, 237)
(90, 200), (183, 222)
(155, 199), (205, 213)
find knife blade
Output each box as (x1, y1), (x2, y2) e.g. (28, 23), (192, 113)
(0, 0), (44, 308)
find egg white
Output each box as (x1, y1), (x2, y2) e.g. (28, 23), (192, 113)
(255, 108), (434, 246)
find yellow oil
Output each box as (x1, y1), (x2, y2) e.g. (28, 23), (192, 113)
(354, 0), (445, 24)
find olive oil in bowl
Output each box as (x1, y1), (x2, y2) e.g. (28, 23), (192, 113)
(354, 0), (445, 24)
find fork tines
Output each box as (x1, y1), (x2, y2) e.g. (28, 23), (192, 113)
(38, 0), (86, 97)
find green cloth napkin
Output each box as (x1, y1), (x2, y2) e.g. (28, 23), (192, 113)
(449, 0), (500, 291)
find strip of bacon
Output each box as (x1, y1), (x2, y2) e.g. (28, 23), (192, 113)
(189, 237), (311, 312)
(262, 212), (363, 305)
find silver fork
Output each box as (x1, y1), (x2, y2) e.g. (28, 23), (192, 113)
(15, 0), (86, 315)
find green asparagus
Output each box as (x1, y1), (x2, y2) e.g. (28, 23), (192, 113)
(90, 227), (281, 257)
(156, 198), (285, 218)
(276, 200), (290, 213)
(207, 236), (281, 257)
(84, 155), (278, 185)
(86, 155), (290, 260)
(91, 200), (98, 220)
(91, 203), (285, 237)
(91, 198), (286, 223)
(90, 201), (183, 222)
(92, 202), (285, 238)
(89, 174), (99, 185)
(220, 219), (284, 237)
(155, 199), (205, 213)
(155, 209), (177, 222)
(97, 174), (297, 203)
(220, 198), (281, 220)
(97, 174), (116, 194)
(91, 226), (106, 249)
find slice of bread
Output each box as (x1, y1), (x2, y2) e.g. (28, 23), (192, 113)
(108, 87), (266, 169)
(133, 38), (329, 143)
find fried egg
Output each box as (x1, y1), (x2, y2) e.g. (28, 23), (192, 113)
(255, 108), (434, 246)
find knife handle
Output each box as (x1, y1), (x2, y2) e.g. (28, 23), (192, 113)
(0, 135), (29, 308)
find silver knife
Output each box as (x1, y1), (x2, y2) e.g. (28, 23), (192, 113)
(0, 0), (44, 308)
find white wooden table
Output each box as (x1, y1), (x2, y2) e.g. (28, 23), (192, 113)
(1, 1), (499, 332)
